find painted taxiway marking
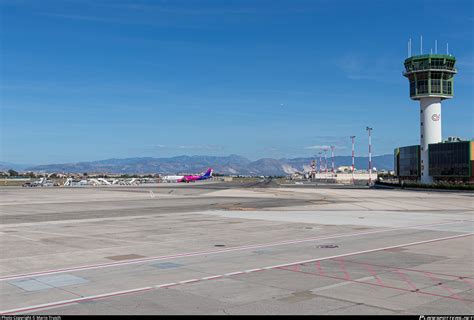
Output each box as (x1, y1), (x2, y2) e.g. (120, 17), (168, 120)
(279, 267), (474, 303)
(2, 233), (472, 315)
(1, 219), (468, 282)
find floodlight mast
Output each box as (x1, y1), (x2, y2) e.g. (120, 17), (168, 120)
(350, 136), (356, 184)
(318, 152), (322, 173)
(366, 127), (373, 185)
(330, 146), (335, 173)
(323, 149), (328, 174)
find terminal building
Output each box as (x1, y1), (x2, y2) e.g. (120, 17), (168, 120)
(394, 42), (473, 184)
(394, 139), (474, 183)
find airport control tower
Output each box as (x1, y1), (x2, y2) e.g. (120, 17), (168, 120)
(403, 47), (457, 183)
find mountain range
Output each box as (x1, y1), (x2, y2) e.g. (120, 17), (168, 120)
(9, 154), (394, 176)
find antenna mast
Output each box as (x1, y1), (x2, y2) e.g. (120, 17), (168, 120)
(420, 35), (423, 55)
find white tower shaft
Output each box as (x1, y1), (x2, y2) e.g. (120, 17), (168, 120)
(420, 97), (442, 183)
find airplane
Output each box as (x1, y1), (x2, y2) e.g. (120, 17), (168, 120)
(162, 168), (213, 183)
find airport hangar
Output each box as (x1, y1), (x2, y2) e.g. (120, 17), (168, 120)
(394, 51), (474, 184)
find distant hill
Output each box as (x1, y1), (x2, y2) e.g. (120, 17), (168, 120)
(24, 154), (394, 175)
(0, 162), (35, 172)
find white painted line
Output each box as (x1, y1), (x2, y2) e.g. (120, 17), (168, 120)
(224, 271), (245, 276)
(201, 275), (224, 280)
(1, 219), (466, 282)
(264, 233), (474, 271)
(155, 283), (177, 288)
(0, 286), (153, 315)
(178, 279), (200, 284)
(4, 233), (470, 315)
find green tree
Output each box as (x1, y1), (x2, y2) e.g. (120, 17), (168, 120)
(25, 172), (36, 178)
(8, 169), (18, 176)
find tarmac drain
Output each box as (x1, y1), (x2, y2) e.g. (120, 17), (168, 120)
(305, 227), (313, 229)
(214, 244), (226, 247)
(317, 244), (339, 249)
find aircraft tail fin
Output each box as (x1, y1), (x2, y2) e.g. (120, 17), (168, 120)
(202, 168), (213, 178)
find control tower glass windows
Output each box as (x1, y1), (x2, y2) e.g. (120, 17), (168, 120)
(446, 60), (455, 70)
(410, 81), (416, 96)
(430, 72), (442, 94)
(430, 58), (443, 69)
(443, 81), (452, 95)
(417, 79), (428, 94)
(431, 79), (441, 93)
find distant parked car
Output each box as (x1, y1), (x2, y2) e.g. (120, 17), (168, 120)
(22, 182), (32, 187)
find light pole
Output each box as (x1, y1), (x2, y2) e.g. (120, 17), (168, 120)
(366, 127), (373, 185)
(323, 148), (328, 175)
(350, 136), (356, 184)
(330, 146), (335, 173)
(318, 152), (322, 173)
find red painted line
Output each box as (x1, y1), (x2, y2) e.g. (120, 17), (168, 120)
(337, 258), (351, 280)
(342, 259), (474, 280)
(278, 267), (474, 303)
(460, 278), (474, 288)
(362, 263), (384, 286)
(0, 219), (466, 282)
(393, 269), (418, 292)
(316, 261), (324, 276)
(3, 233), (472, 315)
(423, 272), (463, 300)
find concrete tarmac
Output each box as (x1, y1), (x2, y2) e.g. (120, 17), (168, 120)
(0, 181), (472, 315)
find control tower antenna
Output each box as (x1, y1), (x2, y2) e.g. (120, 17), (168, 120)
(420, 35), (423, 55)
(435, 40), (438, 54)
(403, 40), (457, 183)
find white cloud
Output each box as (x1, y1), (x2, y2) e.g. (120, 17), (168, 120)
(305, 145), (346, 150)
(305, 145), (331, 150)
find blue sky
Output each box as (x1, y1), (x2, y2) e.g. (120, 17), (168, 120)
(1, 0), (473, 164)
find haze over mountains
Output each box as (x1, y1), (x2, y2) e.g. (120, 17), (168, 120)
(13, 154), (394, 176)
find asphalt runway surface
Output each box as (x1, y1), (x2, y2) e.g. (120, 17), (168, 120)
(0, 180), (473, 315)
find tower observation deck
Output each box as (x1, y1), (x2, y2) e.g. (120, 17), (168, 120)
(403, 53), (457, 183)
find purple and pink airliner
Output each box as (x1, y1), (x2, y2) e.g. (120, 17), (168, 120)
(162, 168), (213, 183)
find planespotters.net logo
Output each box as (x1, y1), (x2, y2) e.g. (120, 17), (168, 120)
(431, 114), (441, 121)
(420, 316), (474, 320)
